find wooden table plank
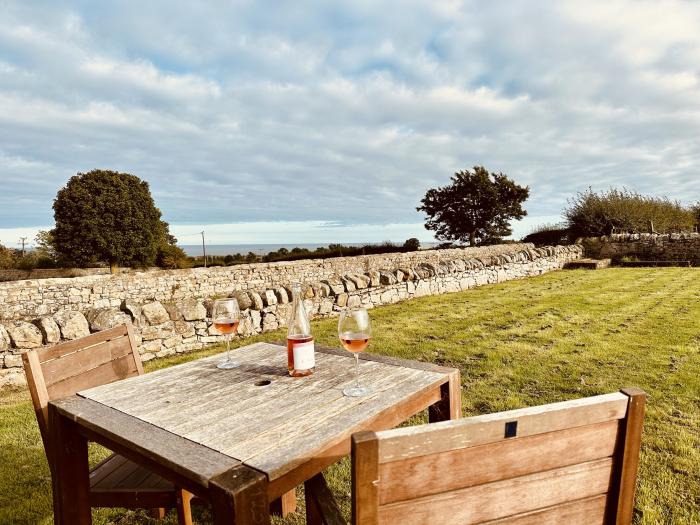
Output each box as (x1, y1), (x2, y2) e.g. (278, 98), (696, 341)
(185, 360), (422, 449)
(88, 342), (277, 410)
(79, 342), (448, 482)
(52, 396), (240, 495)
(249, 370), (445, 479)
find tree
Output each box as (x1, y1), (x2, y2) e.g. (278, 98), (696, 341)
(564, 188), (695, 238)
(0, 243), (13, 269)
(51, 169), (170, 272)
(403, 238), (420, 251)
(417, 166), (529, 246)
(156, 242), (190, 269)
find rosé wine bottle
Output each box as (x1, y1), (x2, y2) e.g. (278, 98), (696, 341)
(287, 283), (314, 377)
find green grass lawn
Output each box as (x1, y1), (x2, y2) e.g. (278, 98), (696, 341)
(1, 268), (699, 524)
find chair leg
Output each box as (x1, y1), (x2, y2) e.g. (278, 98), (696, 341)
(305, 481), (323, 525)
(150, 507), (166, 519)
(270, 488), (297, 517)
(176, 489), (194, 525)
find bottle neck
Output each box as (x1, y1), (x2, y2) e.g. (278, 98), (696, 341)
(288, 284), (310, 336)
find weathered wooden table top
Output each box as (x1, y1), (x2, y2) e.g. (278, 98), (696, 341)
(78, 342), (449, 480)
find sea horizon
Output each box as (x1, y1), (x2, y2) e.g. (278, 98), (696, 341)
(179, 241), (439, 257)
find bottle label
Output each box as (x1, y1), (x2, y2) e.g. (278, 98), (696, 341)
(293, 340), (315, 370)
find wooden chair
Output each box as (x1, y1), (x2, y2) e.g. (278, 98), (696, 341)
(305, 388), (646, 525)
(22, 323), (193, 525)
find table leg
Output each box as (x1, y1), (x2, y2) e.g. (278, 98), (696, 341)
(210, 465), (271, 525)
(269, 488), (297, 517)
(428, 369), (461, 422)
(48, 403), (91, 525)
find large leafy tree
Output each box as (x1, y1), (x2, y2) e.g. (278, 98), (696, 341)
(417, 166), (530, 246)
(51, 170), (172, 272)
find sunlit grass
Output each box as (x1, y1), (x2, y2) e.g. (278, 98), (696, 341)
(1, 268), (698, 524)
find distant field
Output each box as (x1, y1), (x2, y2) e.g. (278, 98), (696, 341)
(1, 268), (698, 524)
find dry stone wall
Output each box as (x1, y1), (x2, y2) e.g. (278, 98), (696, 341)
(0, 243), (583, 387)
(0, 267), (119, 283)
(582, 233), (700, 265)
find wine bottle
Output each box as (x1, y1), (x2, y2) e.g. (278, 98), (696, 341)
(287, 283), (314, 377)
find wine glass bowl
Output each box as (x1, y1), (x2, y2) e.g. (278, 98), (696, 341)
(213, 298), (240, 369)
(338, 307), (372, 397)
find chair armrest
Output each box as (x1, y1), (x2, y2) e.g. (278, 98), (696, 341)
(304, 473), (346, 525)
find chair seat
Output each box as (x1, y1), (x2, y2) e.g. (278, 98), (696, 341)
(89, 453), (179, 508)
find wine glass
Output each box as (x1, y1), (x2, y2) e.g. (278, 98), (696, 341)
(338, 307), (372, 397)
(212, 298), (241, 369)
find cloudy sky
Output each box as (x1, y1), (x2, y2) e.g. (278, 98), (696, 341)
(2, 0), (700, 246)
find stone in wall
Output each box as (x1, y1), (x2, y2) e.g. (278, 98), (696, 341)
(142, 322), (174, 341)
(249, 292), (264, 310)
(174, 320), (196, 338)
(34, 317), (61, 344)
(379, 271), (396, 285)
(347, 295), (361, 308)
(4, 354), (22, 368)
(121, 300), (142, 323)
(322, 277), (345, 295)
(263, 290), (278, 307)
(232, 291), (253, 310)
(6, 321), (43, 349)
(0, 325), (10, 350)
(262, 312), (278, 330)
(318, 298), (333, 315)
(274, 287), (289, 304)
(0, 369), (27, 388)
(316, 282), (331, 297)
(163, 302), (184, 321)
(142, 302), (170, 325)
(179, 299), (207, 321)
(342, 277), (356, 292)
(85, 308), (131, 332)
(250, 310), (262, 331)
(54, 310), (90, 340)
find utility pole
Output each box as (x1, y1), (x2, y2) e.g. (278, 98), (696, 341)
(200, 231), (207, 268)
(18, 237), (27, 257)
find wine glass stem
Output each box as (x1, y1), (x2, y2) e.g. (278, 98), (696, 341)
(354, 353), (360, 389)
(226, 334), (231, 362)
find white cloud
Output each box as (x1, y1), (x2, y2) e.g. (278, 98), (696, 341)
(0, 0), (699, 243)
(80, 58), (221, 100)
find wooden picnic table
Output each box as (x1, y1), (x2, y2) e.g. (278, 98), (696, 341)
(49, 341), (461, 524)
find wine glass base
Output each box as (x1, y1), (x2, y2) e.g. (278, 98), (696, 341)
(343, 385), (372, 397)
(217, 360), (239, 370)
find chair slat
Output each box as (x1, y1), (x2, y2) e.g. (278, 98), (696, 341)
(614, 388), (646, 524)
(376, 392), (629, 463)
(377, 458), (614, 525)
(46, 353), (139, 400)
(478, 494), (608, 525)
(22, 351), (51, 447)
(42, 336), (133, 387)
(38, 325), (130, 362)
(93, 453), (139, 490)
(352, 432), (380, 525)
(379, 419), (621, 505)
(89, 454), (130, 487)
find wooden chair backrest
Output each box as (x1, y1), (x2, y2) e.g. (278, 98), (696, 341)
(352, 388), (645, 525)
(22, 323), (143, 455)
